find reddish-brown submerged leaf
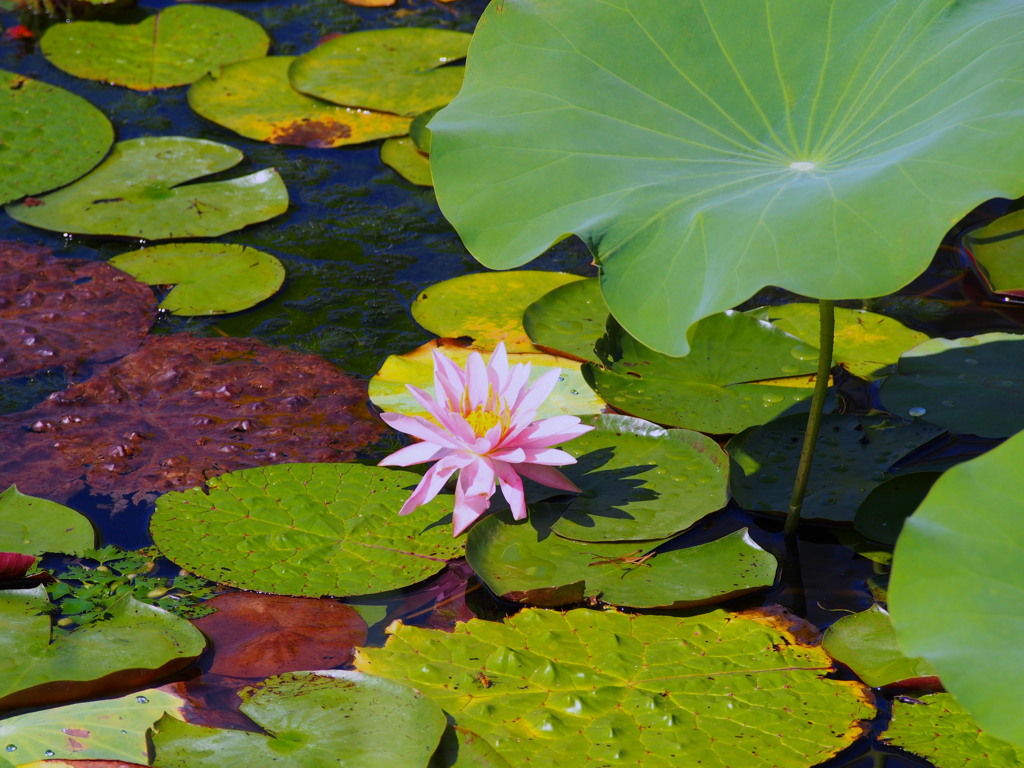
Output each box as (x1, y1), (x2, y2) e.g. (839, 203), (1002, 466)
(192, 592), (368, 678)
(0, 242), (155, 379)
(0, 335), (385, 502)
(0, 551), (35, 580)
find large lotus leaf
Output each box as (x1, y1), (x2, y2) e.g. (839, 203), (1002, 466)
(152, 671), (447, 768)
(0, 243), (155, 379)
(889, 429), (1024, 748)
(728, 414), (945, 522)
(109, 244), (285, 316)
(523, 277), (608, 362)
(356, 607), (874, 767)
(191, 592), (367, 678)
(290, 29), (471, 116)
(369, 339), (606, 421)
(431, 0), (1024, 356)
(0, 335), (384, 502)
(468, 506), (776, 608)
(411, 271), (584, 353)
(381, 137), (432, 186)
(0, 486), (94, 556)
(584, 311), (819, 434)
(753, 303), (929, 380)
(821, 605), (937, 689)
(879, 333), (1024, 438)
(0, 586), (205, 711)
(963, 208), (1024, 297)
(6, 137), (288, 239)
(151, 462), (463, 597)
(0, 687), (185, 764)
(0, 70), (113, 206)
(188, 57), (411, 147)
(40, 5), (269, 90)
(885, 693), (1024, 767)
(547, 414), (728, 542)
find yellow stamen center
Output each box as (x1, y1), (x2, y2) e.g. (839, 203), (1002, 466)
(465, 406), (502, 437)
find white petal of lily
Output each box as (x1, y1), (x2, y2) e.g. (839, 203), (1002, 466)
(379, 411), (463, 450)
(377, 440), (451, 467)
(494, 460), (527, 519)
(396, 455), (467, 516)
(515, 463), (582, 493)
(510, 367), (561, 416)
(464, 349), (490, 409)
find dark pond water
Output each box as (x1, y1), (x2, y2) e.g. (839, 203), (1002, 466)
(1, 1), (1020, 766)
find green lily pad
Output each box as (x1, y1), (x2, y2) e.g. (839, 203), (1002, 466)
(550, 414), (729, 542)
(439, 726), (513, 768)
(885, 693), (1024, 767)
(0, 486), (94, 556)
(150, 462), (463, 598)
(411, 271), (585, 353)
(728, 414), (945, 522)
(381, 137), (432, 186)
(468, 507), (776, 608)
(963, 209), (1024, 296)
(854, 472), (939, 545)
(410, 107), (439, 153)
(523, 277), (608, 362)
(431, 0), (1024, 356)
(369, 339), (606, 421)
(879, 333), (1024, 438)
(754, 303), (929, 380)
(109, 244), (285, 316)
(188, 56), (411, 147)
(356, 607), (874, 767)
(0, 70), (113, 206)
(0, 585), (206, 711)
(290, 28), (471, 116)
(821, 605), (937, 689)
(40, 5), (269, 91)
(151, 671), (447, 768)
(6, 137), (288, 239)
(0, 687), (185, 764)
(890, 429), (1024, 748)
(584, 312), (819, 433)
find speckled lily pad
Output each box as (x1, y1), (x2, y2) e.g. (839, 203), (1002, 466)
(356, 607), (875, 767)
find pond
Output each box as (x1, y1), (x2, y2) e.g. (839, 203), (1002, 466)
(0, 1), (1021, 767)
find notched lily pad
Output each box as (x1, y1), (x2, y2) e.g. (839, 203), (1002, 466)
(356, 607), (874, 767)
(381, 137), (432, 186)
(0, 585), (205, 711)
(879, 333), (1024, 438)
(0, 485), (94, 556)
(468, 508), (776, 609)
(40, 5), (270, 90)
(189, 56), (411, 147)
(822, 605), (938, 689)
(552, 414), (729, 542)
(411, 271), (585, 353)
(885, 693), (1024, 767)
(369, 339), (606, 421)
(0, 242), (155, 379)
(290, 28), (471, 116)
(0, 70), (113, 206)
(152, 671), (447, 768)
(109, 243), (285, 316)
(0, 686), (185, 764)
(6, 137), (289, 240)
(0, 335), (385, 503)
(728, 414), (945, 523)
(963, 208), (1024, 298)
(754, 303), (929, 380)
(151, 462), (463, 598)
(523, 277), (608, 362)
(584, 312), (819, 433)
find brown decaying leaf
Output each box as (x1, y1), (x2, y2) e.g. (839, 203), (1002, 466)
(0, 551), (35, 580)
(384, 559), (479, 631)
(192, 592), (368, 678)
(0, 242), (156, 379)
(0, 334), (386, 503)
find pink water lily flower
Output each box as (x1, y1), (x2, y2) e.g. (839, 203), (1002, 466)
(378, 343), (594, 536)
